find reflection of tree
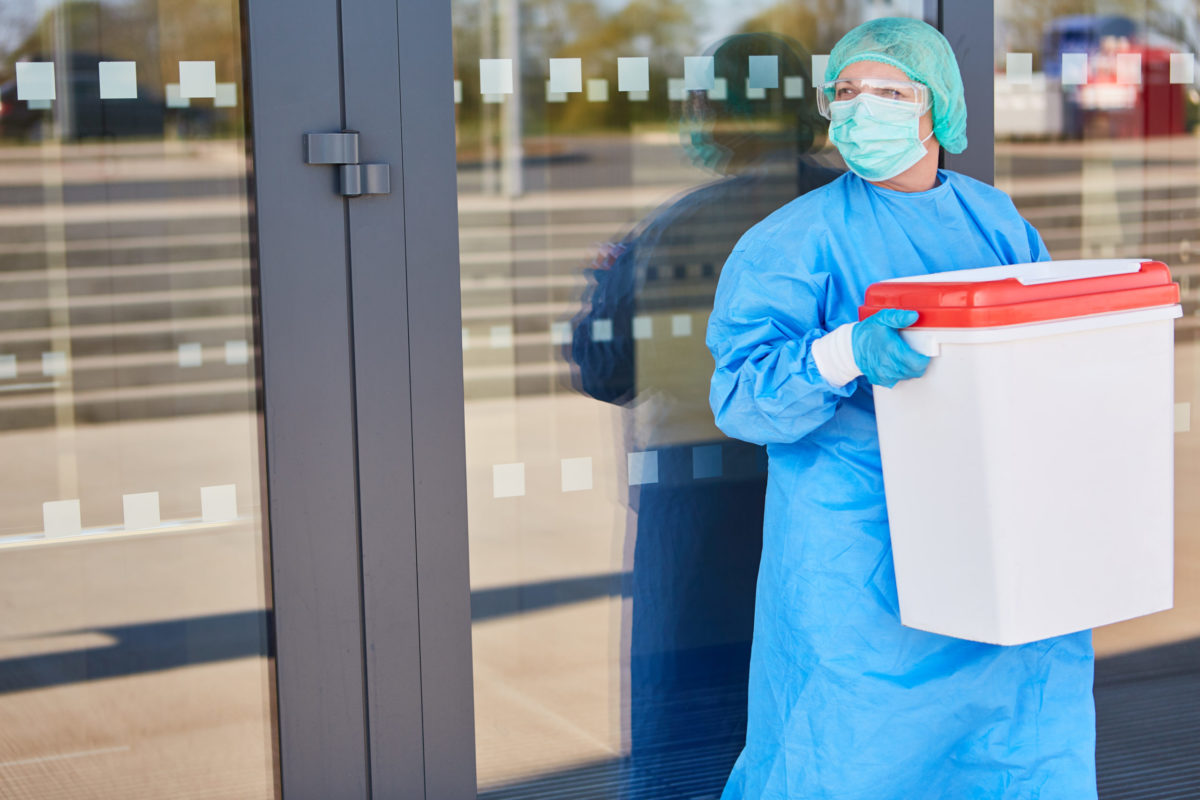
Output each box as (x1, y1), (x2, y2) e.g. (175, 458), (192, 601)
(2, 0), (243, 91)
(998, 0), (1180, 68)
(736, 0), (844, 56)
(454, 0), (701, 134)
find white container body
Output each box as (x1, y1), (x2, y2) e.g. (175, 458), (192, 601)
(875, 305), (1179, 645)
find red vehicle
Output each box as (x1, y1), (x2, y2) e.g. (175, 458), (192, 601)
(1077, 44), (1186, 137)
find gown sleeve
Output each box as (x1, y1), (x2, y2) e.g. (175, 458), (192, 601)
(1025, 217), (1052, 262)
(706, 237), (858, 446)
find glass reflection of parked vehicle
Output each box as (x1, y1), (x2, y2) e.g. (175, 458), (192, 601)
(0, 53), (165, 139)
(1043, 15), (1189, 138)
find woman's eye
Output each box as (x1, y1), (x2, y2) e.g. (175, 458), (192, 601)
(836, 87), (856, 99)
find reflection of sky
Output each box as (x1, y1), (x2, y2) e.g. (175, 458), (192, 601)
(591, 0), (783, 41)
(596, 0), (926, 50)
(0, 3), (39, 55)
(994, 0), (1200, 54)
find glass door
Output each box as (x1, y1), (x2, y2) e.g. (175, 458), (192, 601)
(448, 2), (927, 797)
(0, 1), (276, 797)
(994, 3), (1200, 796)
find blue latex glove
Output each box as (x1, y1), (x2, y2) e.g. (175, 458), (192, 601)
(851, 309), (930, 388)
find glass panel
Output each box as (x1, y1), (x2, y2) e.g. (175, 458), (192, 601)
(995, 2), (1200, 795)
(0, 2), (275, 797)
(452, 2), (921, 796)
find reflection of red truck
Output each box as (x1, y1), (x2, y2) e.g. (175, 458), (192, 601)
(1141, 48), (1187, 136)
(1078, 46), (1186, 137)
(1043, 15), (1192, 138)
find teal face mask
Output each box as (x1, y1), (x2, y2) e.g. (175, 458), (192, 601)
(828, 94), (934, 182)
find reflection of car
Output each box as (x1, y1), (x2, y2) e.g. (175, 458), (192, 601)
(0, 53), (165, 140)
(1042, 16), (1189, 138)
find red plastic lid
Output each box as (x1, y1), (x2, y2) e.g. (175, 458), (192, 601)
(859, 259), (1180, 328)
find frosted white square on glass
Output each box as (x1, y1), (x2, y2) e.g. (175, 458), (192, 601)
(633, 315), (652, 339)
(709, 77), (727, 101)
(490, 325), (513, 349)
(225, 340), (249, 365)
(461, 328), (470, 350)
(1006, 53), (1032, 84)
(28, 99), (51, 110)
(0, 354), (16, 379)
(179, 61), (217, 98)
(618, 57), (650, 92)
(692, 445), (722, 480)
(178, 343), (203, 368)
(783, 76), (805, 99)
(629, 90), (649, 102)
(43, 499), (82, 538)
(748, 55), (779, 89)
(165, 84), (190, 108)
(684, 57), (715, 90)
(746, 79), (766, 100)
(454, 80), (463, 104)
(16, 62), (55, 101)
(628, 451), (659, 485)
(214, 83), (238, 107)
(812, 55), (830, 84)
(201, 484), (238, 522)
(1061, 53), (1088, 85)
(483, 94), (505, 104)
(1170, 53), (1194, 84)
(667, 78), (686, 101)
(479, 59), (514, 94)
(550, 321), (571, 345)
(561, 457), (593, 492)
(1116, 53), (1141, 84)
(123, 492), (161, 531)
(546, 80), (567, 103)
(549, 58), (582, 93)
(493, 463), (525, 498)
(42, 351), (67, 376)
(592, 319), (613, 342)
(1176, 402), (1191, 433)
(587, 78), (609, 102)
(99, 61), (137, 99)
(671, 314), (692, 337)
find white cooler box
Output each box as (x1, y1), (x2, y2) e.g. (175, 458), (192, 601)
(863, 259), (1180, 646)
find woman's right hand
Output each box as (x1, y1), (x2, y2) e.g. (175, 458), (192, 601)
(851, 309), (930, 388)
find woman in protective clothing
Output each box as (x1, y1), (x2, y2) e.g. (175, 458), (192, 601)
(707, 17), (1097, 800)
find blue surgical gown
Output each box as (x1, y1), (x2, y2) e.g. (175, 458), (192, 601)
(707, 169), (1098, 800)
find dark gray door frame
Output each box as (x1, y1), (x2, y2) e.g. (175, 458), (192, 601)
(243, 0), (372, 796)
(338, 0), (476, 796)
(938, 0), (996, 184)
(246, 0), (474, 796)
(243, 0), (997, 797)
(340, 0), (476, 798)
(387, 3), (478, 798)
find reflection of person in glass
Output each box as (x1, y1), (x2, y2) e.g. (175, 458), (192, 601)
(708, 18), (1096, 800)
(569, 32), (840, 797)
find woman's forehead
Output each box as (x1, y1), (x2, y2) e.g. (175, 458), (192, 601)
(835, 60), (910, 82)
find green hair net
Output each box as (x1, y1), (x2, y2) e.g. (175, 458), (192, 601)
(825, 17), (967, 154)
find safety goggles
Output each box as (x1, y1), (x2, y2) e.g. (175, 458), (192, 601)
(815, 77), (931, 119)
